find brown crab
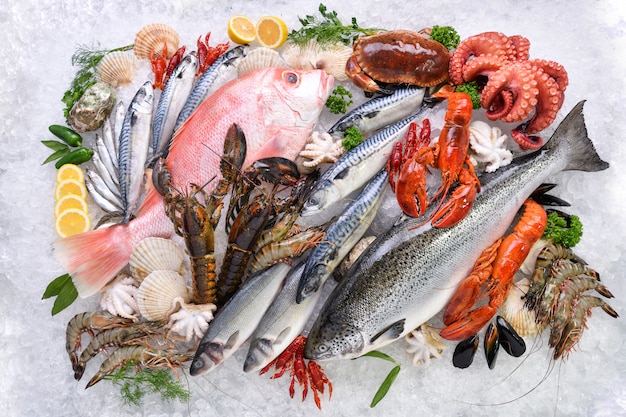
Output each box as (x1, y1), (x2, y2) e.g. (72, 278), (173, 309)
(345, 29), (450, 93)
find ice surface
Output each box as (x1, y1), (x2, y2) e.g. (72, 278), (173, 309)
(1, 0), (626, 416)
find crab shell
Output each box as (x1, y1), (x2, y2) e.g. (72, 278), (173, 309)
(350, 29), (450, 87)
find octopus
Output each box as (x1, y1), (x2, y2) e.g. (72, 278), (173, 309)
(404, 324), (445, 366)
(449, 31), (569, 150)
(468, 120), (513, 173)
(299, 131), (346, 168)
(166, 300), (216, 342)
(99, 273), (140, 322)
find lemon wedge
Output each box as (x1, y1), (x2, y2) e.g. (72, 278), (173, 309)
(55, 208), (91, 238)
(55, 178), (87, 201)
(228, 15), (257, 44)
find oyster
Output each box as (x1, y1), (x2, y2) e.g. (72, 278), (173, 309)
(68, 82), (116, 132)
(281, 40), (352, 81)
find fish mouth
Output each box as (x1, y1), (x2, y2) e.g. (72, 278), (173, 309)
(319, 71), (335, 102)
(189, 342), (223, 376)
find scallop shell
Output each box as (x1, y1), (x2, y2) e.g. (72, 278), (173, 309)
(500, 278), (545, 337)
(136, 270), (191, 321)
(96, 50), (140, 87)
(134, 23), (180, 60)
(281, 40), (352, 81)
(237, 47), (287, 77)
(129, 237), (185, 282)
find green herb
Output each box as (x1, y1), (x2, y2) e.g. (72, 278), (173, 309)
(104, 363), (191, 406)
(542, 211), (583, 248)
(42, 273), (78, 315)
(357, 350), (401, 408)
(41, 140), (70, 165)
(455, 81), (481, 109)
(288, 3), (383, 46)
(429, 25), (461, 50)
(326, 85), (353, 114)
(342, 126), (365, 150)
(62, 44), (133, 122)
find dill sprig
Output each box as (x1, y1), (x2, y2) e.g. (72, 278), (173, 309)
(61, 43), (133, 122)
(288, 3), (384, 46)
(104, 362), (191, 406)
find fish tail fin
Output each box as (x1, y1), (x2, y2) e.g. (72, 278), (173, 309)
(548, 100), (610, 172)
(52, 225), (132, 298)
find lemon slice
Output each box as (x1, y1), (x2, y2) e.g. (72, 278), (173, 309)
(55, 178), (87, 201)
(55, 208), (91, 238)
(228, 15), (257, 44)
(56, 163), (85, 184)
(54, 194), (89, 217)
(255, 16), (288, 49)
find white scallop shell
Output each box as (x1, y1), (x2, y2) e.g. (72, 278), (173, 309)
(237, 47), (287, 77)
(136, 270), (191, 322)
(500, 278), (545, 337)
(134, 23), (180, 60)
(281, 40), (352, 80)
(129, 237), (185, 282)
(96, 50), (140, 87)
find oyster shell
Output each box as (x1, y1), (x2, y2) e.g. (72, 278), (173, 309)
(96, 50), (140, 87)
(136, 270), (191, 322)
(134, 23), (180, 60)
(500, 278), (545, 337)
(129, 237), (185, 282)
(237, 47), (287, 77)
(68, 82), (116, 132)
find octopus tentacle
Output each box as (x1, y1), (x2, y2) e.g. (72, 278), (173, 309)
(449, 31), (515, 85)
(509, 35), (531, 61)
(461, 54), (508, 85)
(523, 67), (562, 134)
(481, 63), (538, 123)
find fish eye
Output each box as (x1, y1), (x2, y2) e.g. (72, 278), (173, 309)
(283, 71), (299, 84)
(317, 344), (328, 353)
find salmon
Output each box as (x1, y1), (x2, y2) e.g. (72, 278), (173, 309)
(53, 68), (334, 298)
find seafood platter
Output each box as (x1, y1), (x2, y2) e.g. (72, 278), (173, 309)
(3, 1), (626, 416)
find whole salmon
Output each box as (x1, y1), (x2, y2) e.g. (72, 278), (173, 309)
(304, 101), (609, 361)
(54, 68), (334, 297)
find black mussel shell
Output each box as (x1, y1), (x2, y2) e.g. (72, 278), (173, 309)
(453, 334), (479, 369)
(496, 316), (526, 357)
(484, 322), (499, 369)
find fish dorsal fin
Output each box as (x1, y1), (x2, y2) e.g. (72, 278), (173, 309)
(274, 327), (293, 346)
(224, 330), (240, 350)
(370, 319), (405, 344)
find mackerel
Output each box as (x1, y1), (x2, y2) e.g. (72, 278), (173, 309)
(117, 81), (153, 223)
(243, 262), (323, 373)
(297, 169), (389, 303)
(151, 54), (198, 158)
(173, 46), (248, 132)
(304, 101), (609, 361)
(190, 262), (292, 376)
(327, 86), (425, 136)
(300, 104), (431, 219)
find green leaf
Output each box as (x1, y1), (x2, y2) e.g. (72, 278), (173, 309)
(370, 365), (401, 408)
(41, 140), (70, 152)
(51, 279), (78, 315)
(42, 273), (72, 299)
(42, 148), (70, 165)
(361, 350), (400, 366)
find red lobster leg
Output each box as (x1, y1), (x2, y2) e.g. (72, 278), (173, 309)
(440, 199), (547, 341)
(150, 43), (168, 90)
(431, 162), (480, 228)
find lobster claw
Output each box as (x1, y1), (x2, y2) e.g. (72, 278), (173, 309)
(431, 164), (480, 228)
(440, 305), (498, 341)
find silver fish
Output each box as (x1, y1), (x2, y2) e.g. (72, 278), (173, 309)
(304, 101), (609, 361)
(190, 262), (292, 376)
(94, 133), (118, 185)
(101, 115), (119, 170)
(84, 171), (122, 213)
(300, 106), (429, 219)
(117, 81), (153, 223)
(297, 169), (389, 303)
(173, 46), (248, 132)
(243, 262), (324, 373)
(327, 86), (425, 136)
(151, 54), (198, 158)
(90, 139), (119, 197)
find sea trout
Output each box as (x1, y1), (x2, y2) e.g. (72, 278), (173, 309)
(54, 68), (334, 297)
(304, 101), (609, 360)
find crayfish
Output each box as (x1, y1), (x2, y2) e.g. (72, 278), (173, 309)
(386, 89), (481, 228)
